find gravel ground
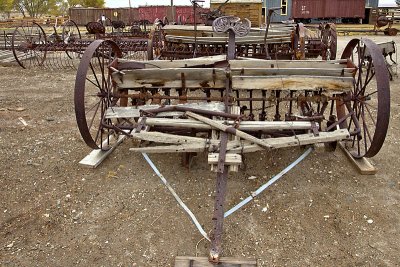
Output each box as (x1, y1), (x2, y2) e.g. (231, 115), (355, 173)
(0, 33), (400, 266)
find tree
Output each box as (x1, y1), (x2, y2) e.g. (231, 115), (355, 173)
(14, 0), (59, 17)
(0, 0), (14, 14)
(81, 0), (104, 8)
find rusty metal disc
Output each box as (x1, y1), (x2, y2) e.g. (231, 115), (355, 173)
(12, 22), (47, 69)
(339, 38), (390, 158)
(74, 40), (122, 150)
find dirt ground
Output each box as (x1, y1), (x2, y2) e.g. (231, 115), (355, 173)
(1, 34), (400, 267)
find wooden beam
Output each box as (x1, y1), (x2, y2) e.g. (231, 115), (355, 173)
(130, 131), (218, 145)
(143, 118), (316, 131)
(186, 111), (272, 149)
(208, 153), (242, 165)
(117, 55), (227, 70)
(128, 129), (350, 154)
(232, 75), (353, 91)
(231, 68), (354, 77)
(105, 102), (226, 119)
(227, 129), (350, 152)
(114, 68), (227, 89)
(79, 133), (127, 168)
(174, 256), (257, 267)
(129, 143), (207, 153)
(229, 59), (348, 69)
(339, 143), (377, 175)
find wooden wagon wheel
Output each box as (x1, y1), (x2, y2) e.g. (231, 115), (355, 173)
(12, 22), (47, 69)
(339, 38), (390, 158)
(74, 40), (123, 150)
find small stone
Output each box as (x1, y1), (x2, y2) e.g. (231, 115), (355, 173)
(43, 213), (50, 218)
(367, 219), (373, 224)
(262, 207), (268, 212)
(6, 242), (14, 248)
(248, 176), (257, 180)
(324, 215), (330, 219)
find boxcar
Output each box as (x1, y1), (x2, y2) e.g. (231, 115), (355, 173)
(292, 0), (365, 23)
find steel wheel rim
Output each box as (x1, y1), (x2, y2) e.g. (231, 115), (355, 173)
(12, 22), (47, 69)
(74, 40), (122, 150)
(340, 38), (390, 158)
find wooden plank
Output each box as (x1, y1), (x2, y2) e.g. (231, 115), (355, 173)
(174, 256), (257, 267)
(231, 68), (354, 77)
(186, 111), (272, 149)
(208, 153), (242, 165)
(339, 143), (377, 175)
(129, 143), (206, 153)
(114, 68), (227, 89)
(227, 129), (350, 152)
(79, 134), (127, 168)
(130, 131), (219, 145)
(119, 117), (316, 131)
(117, 55), (227, 70)
(229, 59), (348, 69)
(105, 102), (225, 119)
(231, 76), (353, 91)
(128, 129), (349, 154)
(229, 105), (241, 172)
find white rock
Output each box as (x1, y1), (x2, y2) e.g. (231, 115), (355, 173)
(367, 219), (373, 224)
(262, 207), (268, 212)
(6, 242), (14, 248)
(248, 176), (257, 180)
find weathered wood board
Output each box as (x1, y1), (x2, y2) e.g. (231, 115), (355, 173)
(174, 256), (257, 267)
(339, 143), (377, 175)
(232, 75), (353, 91)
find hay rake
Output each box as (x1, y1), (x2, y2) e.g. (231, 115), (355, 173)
(10, 20), (150, 69)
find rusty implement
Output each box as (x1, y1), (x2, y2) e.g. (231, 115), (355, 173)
(10, 20), (150, 69)
(157, 20), (336, 61)
(74, 16), (390, 264)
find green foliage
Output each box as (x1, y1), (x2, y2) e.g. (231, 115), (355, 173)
(14, 0), (59, 17)
(11, 0), (105, 17)
(0, 0), (14, 13)
(81, 0), (104, 8)
(67, 0), (81, 7)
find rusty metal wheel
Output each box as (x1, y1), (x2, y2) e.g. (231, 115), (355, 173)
(339, 38), (390, 158)
(62, 20), (81, 44)
(74, 40), (123, 150)
(12, 22), (47, 69)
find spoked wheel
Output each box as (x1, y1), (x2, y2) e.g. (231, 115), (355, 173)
(62, 20), (82, 65)
(62, 20), (81, 44)
(12, 22), (47, 69)
(339, 38), (390, 158)
(74, 40), (123, 150)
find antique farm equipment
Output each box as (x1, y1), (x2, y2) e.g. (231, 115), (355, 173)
(74, 16), (390, 263)
(10, 20), (150, 69)
(157, 20), (336, 60)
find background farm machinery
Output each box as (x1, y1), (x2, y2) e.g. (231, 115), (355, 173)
(73, 16), (390, 264)
(4, 17), (337, 70)
(5, 19), (150, 69)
